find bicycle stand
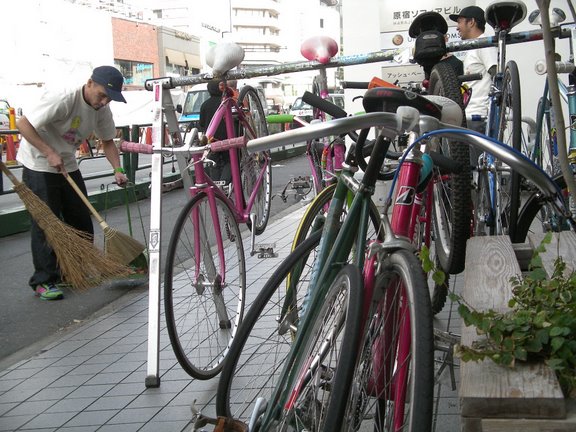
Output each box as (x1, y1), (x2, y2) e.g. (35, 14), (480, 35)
(144, 79), (195, 388)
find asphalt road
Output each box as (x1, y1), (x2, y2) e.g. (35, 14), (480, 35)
(0, 153), (312, 368)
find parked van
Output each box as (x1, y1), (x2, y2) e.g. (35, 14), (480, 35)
(179, 80), (267, 133)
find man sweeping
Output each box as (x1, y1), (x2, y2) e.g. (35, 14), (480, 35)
(16, 66), (128, 300)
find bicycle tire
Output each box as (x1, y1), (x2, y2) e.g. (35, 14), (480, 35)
(339, 248), (434, 432)
(164, 192), (246, 380)
(413, 183), (450, 315)
(291, 182), (383, 251)
(238, 85), (272, 235)
(427, 61), (471, 275)
(533, 94), (560, 177)
(216, 231), (322, 421)
(265, 264), (364, 431)
(514, 174), (574, 243)
(498, 61), (523, 240)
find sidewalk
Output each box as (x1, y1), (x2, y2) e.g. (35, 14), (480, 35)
(0, 203), (463, 432)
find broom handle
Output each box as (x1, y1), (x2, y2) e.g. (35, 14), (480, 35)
(64, 174), (110, 230)
(0, 161), (22, 186)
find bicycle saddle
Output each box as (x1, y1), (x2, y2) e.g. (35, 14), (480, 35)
(300, 36), (338, 64)
(206, 42), (245, 77)
(528, 7), (566, 27)
(408, 11), (448, 38)
(363, 87), (442, 120)
(486, 0), (527, 32)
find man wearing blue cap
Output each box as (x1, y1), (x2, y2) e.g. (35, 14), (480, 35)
(16, 65), (129, 300)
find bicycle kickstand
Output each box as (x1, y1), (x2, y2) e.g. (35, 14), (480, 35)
(433, 328), (461, 391)
(249, 213), (277, 258)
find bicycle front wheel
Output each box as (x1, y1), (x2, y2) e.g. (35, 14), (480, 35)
(427, 61), (471, 275)
(216, 231), (321, 421)
(164, 192), (246, 379)
(340, 249), (434, 432)
(238, 85), (272, 235)
(266, 264), (364, 431)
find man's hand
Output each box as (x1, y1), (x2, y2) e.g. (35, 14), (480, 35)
(114, 171), (128, 187)
(46, 151), (67, 175)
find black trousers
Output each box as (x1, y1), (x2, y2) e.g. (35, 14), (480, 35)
(22, 167), (94, 289)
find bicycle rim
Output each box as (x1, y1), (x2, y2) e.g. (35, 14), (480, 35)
(164, 192), (246, 379)
(216, 231), (322, 421)
(427, 62), (471, 275)
(340, 249), (434, 432)
(238, 85), (272, 235)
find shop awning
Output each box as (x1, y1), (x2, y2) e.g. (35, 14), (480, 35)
(165, 48), (186, 66)
(184, 53), (201, 69)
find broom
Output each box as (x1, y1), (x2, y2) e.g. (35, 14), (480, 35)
(64, 174), (146, 266)
(0, 161), (131, 290)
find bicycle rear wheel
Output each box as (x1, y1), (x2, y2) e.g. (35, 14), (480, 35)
(264, 264), (364, 431)
(339, 249), (434, 432)
(238, 85), (272, 235)
(427, 61), (471, 275)
(164, 192), (246, 380)
(498, 61), (523, 240)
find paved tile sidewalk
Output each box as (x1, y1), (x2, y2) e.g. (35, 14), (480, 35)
(0, 203), (463, 431)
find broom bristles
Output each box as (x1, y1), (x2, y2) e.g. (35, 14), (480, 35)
(14, 183), (132, 290)
(103, 227), (146, 266)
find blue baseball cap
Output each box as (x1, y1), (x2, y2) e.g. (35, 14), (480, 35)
(91, 66), (126, 103)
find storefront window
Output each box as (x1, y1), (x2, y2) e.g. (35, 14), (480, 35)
(115, 60), (154, 87)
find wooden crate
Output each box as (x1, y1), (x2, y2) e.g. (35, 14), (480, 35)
(459, 232), (576, 431)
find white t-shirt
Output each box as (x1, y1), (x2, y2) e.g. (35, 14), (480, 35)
(463, 34), (498, 117)
(17, 86), (116, 173)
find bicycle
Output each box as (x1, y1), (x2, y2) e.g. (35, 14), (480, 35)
(519, 4), (576, 239)
(269, 36), (346, 205)
(466, 0), (526, 240)
(214, 87), (491, 430)
(120, 42), (271, 381)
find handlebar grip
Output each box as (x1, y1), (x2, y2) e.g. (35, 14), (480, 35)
(302, 91), (347, 119)
(267, 114), (295, 124)
(209, 136), (246, 152)
(341, 81), (369, 89)
(120, 141), (154, 154)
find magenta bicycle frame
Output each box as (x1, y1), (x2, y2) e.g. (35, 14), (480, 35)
(189, 87), (270, 285)
(365, 156), (429, 431)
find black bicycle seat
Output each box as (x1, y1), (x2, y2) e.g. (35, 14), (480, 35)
(486, 0), (527, 32)
(363, 87), (442, 120)
(408, 11), (448, 38)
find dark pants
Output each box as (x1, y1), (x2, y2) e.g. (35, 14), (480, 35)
(22, 168), (94, 289)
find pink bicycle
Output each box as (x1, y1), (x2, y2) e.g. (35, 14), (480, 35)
(122, 72), (271, 380)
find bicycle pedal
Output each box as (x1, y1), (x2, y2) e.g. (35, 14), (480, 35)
(253, 243), (277, 258)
